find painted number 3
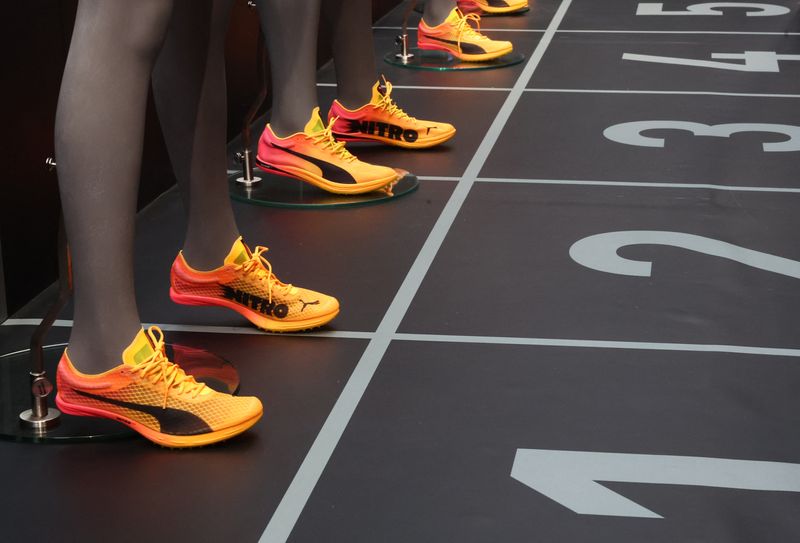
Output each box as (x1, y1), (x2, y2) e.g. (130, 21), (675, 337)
(603, 121), (800, 152)
(636, 2), (791, 16)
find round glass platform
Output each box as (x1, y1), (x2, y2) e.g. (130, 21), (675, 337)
(0, 344), (240, 443)
(384, 48), (525, 71)
(229, 170), (419, 209)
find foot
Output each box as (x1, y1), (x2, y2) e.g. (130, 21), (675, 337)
(459, 0), (529, 14)
(418, 8), (513, 62)
(55, 326), (263, 448)
(170, 237), (340, 332)
(328, 77), (456, 149)
(255, 108), (401, 195)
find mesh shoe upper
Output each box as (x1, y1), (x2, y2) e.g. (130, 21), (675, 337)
(328, 77), (456, 148)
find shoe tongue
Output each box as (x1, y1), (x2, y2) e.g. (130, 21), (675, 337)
(122, 328), (155, 367)
(446, 7), (463, 23)
(370, 77), (390, 104)
(303, 107), (326, 135)
(224, 237), (252, 266)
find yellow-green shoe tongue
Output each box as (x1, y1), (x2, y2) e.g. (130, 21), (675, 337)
(447, 7), (463, 23)
(303, 107), (326, 135)
(122, 328), (155, 367)
(224, 237), (252, 266)
(370, 77), (391, 104)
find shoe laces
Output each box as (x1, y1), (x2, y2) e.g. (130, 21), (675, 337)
(308, 119), (357, 163)
(453, 10), (491, 50)
(235, 246), (293, 302)
(375, 83), (413, 122)
(131, 326), (206, 408)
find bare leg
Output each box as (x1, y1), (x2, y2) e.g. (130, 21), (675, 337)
(55, 0), (174, 373)
(256, 0), (322, 136)
(152, 0), (239, 270)
(322, 0), (376, 110)
(424, 0), (457, 25)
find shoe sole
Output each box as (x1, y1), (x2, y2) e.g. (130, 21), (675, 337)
(55, 393), (263, 448)
(254, 156), (398, 195)
(473, 4), (528, 13)
(170, 288), (340, 332)
(417, 40), (513, 62)
(331, 128), (456, 149)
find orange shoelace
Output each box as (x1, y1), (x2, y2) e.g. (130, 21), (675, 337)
(308, 118), (357, 163)
(235, 246), (294, 302)
(131, 326), (206, 408)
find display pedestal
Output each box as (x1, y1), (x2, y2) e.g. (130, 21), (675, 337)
(1, 344), (239, 443)
(384, 48), (525, 71)
(230, 170), (420, 209)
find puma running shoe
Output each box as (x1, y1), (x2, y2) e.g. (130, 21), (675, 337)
(55, 326), (263, 448)
(328, 77), (456, 149)
(460, 0), (529, 14)
(170, 237), (340, 332)
(256, 108), (400, 194)
(417, 8), (513, 62)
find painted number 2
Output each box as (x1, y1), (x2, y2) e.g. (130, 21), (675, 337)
(569, 231), (800, 279)
(603, 121), (800, 152)
(636, 3), (790, 16)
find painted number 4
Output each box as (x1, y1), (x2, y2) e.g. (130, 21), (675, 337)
(636, 2), (790, 17)
(623, 50), (800, 72)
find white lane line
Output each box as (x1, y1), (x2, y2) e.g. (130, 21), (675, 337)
(0, 319), (374, 341)
(373, 27), (800, 36)
(394, 334), (800, 358)
(419, 176), (461, 182)
(258, 1), (575, 541)
(559, 29), (800, 35)
(5, 319), (798, 356)
(525, 88), (800, 98)
(316, 83), (512, 91)
(477, 178), (800, 193)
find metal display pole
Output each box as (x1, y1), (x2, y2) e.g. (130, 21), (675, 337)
(18, 158), (65, 432)
(395, 0), (418, 63)
(235, 6), (268, 186)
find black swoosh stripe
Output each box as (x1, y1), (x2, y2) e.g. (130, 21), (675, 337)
(74, 389), (213, 436)
(423, 36), (487, 55)
(268, 144), (357, 185)
(487, 0), (512, 7)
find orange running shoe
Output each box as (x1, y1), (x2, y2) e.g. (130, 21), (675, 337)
(460, 0), (529, 14)
(55, 326), (263, 448)
(328, 77), (456, 149)
(417, 8), (513, 62)
(170, 237), (340, 332)
(255, 108), (400, 194)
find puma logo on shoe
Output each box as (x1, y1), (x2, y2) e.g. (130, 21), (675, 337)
(299, 299), (320, 313)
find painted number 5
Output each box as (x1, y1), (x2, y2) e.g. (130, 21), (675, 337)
(603, 121), (800, 152)
(636, 3), (790, 16)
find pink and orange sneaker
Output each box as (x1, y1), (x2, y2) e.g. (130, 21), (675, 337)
(417, 8), (513, 62)
(255, 108), (401, 194)
(170, 237), (340, 332)
(328, 77), (456, 149)
(56, 326), (263, 448)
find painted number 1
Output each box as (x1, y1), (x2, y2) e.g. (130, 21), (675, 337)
(636, 2), (790, 16)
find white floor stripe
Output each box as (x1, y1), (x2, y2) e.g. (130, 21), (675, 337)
(373, 27), (800, 36)
(394, 334), (800, 358)
(0, 319), (374, 341)
(418, 175), (461, 182)
(316, 82), (511, 91)
(477, 178), (800, 193)
(526, 88), (800, 98)
(258, 2), (575, 541)
(3, 320), (797, 357)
